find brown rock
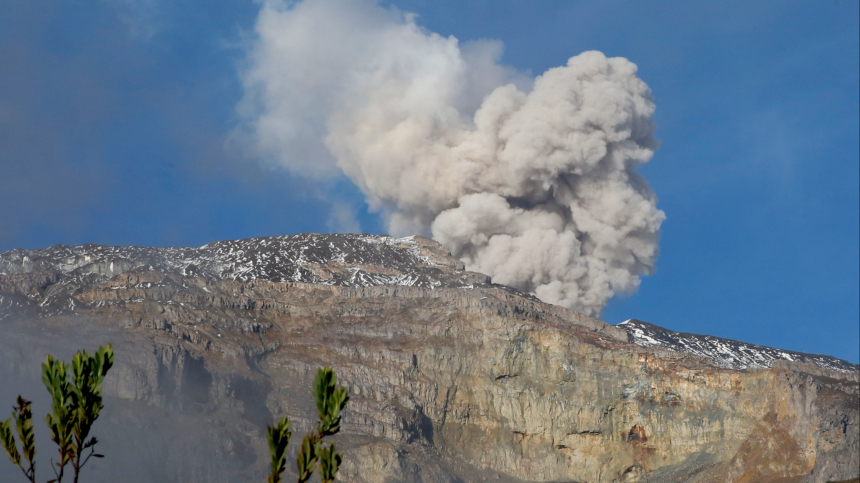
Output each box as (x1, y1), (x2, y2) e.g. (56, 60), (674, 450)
(0, 235), (856, 483)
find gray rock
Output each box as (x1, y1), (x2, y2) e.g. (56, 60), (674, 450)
(0, 234), (856, 482)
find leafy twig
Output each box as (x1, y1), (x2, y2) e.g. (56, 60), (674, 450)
(265, 366), (349, 483)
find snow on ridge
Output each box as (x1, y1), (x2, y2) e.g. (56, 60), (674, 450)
(618, 319), (859, 373)
(0, 233), (464, 291)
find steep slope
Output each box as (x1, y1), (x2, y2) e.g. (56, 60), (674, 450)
(619, 319), (858, 373)
(0, 234), (488, 316)
(0, 234), (857, 483)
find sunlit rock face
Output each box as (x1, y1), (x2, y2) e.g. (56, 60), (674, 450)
(620, 319), (859, 373)
(0, 234), (857, 483)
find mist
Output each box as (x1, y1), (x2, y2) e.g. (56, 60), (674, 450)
(237, 0), (665, 316)
(0, 318), (273, 483)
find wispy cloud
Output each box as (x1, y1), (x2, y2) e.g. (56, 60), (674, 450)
(103, 0), (161, 39)
(326, 202), (362, 234)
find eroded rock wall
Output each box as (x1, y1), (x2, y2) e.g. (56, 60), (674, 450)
(0, 237), (857, 482)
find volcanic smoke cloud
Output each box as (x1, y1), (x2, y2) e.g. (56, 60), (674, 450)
(237, 0), (666, 316)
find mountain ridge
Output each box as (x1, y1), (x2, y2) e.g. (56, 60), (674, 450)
(619, 319), (858, 373)
(1, 233), (854, 372)
(0, 233), (857, 482)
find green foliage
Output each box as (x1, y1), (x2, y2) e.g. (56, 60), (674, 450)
(4, 350), (346, 483)
(266, 366), (350, 483)
(318, 443), (342, 483)
(295, 434), (317, 483)
(266, 416), (291, 483)
(1, 396), (37, 483)
(42, 355), (75, 481)
(1, 345), (113, 483)
(43, 345), (113, 483)
(313, 368), (349, 437)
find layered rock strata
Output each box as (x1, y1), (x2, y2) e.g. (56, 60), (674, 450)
(0, 234), (857, 483)
(620, 319), (858, 373)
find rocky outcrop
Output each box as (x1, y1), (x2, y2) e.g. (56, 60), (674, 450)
(620, 319), (858, 373)
(0, 234), (857, 483)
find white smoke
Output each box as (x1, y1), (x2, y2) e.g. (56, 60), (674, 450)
(237, 0), (665, 316)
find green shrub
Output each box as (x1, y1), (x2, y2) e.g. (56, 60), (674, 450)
(2, 349), (349, 483)
(0, 396), (36, 482)
(267, 366), (349, 483)
(1, 345), (113, 483)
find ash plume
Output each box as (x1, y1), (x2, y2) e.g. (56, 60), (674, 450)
(237, 0), (665, 316)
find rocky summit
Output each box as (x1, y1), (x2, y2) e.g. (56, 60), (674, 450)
(620, 319), (858, 373)
(0, 233), (857, 483)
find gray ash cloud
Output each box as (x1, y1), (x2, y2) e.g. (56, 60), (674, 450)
(236, 0), (665, 316)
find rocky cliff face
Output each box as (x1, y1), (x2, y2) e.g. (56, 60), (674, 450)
(0, 234), (857, 483)
(620, 319), (858, 373)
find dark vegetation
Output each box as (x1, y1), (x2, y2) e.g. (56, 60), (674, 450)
(1, 347), (349, 483)
(267, 367), (349, 483)
(1, 345), (112, 483)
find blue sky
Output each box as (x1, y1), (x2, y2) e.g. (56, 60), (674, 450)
(0, 0), (857, 363)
